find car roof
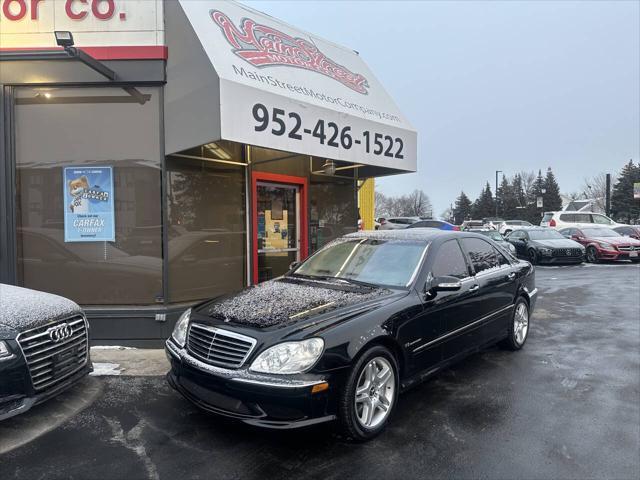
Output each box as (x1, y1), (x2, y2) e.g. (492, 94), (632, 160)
(343, 229), (487, 243)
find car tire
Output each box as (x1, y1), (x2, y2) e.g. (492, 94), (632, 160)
(528, 248), (538, 265)
(337, 345), (399, 442)
(586, 246), (599, 263)
(500, 297), (530, 351)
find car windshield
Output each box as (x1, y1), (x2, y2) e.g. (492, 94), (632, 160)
(581, 228), (620, 238)
(480, 231), (504, 241)
(528, 229), (566, 240)
(293, 239), (427, 288)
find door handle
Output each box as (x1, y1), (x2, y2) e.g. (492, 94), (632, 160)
(469, 284), (480, 292)
(507, 272), (516, 280)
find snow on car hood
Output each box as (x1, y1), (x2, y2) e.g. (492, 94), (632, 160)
(0, 283), (82, 331)
(205, 277), (392, 328)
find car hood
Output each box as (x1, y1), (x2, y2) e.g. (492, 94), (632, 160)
(531, 238), (583, 249)
(590, 236), (640, 246)
(196, 277), (400, 329)
(0, 283), (82, 332)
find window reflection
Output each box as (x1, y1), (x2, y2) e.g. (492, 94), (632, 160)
(15, 87), (162, 305)
(167, 155), (247, 302)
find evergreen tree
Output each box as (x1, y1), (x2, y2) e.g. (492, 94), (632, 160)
(611, 160), (640, 223)
(498, 175), (517, 219)
(471, 183), (495, 219)
(511, 174), (527, 217)
(525, 170), (546, 223)
(543, 167), (563, 211)
(453, 191), (472, 224)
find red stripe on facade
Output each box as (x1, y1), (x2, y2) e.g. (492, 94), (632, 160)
(0, 46), (168, 60)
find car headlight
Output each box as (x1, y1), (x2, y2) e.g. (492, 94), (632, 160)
(539, 247), (552, 256)
(171, 309), (191, 347)
(598, 242), (615, 250)
(508, 243), (516, 254)
(250, 338), (324, 374)
(0, 341), (12, 360)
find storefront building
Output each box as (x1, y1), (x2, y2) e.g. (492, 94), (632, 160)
(0, 0), (417, 345)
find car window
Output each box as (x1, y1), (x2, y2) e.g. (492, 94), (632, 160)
(295, 239), (427, 287)
(542, 213), (554, 222)
(616, 227), (632, 235)
(559, 214), (574, 222)
(576, 213), (591, 223)
(408, 221), (427, 228)
(461, 238), (501, 274)
(591, 214), (611, 225)
(431, 240), (469, 279)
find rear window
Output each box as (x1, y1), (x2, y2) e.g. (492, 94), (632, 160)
(542, 213), (554, 222)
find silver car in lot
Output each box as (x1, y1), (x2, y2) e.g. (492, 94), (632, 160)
(377, 217), (420, 230)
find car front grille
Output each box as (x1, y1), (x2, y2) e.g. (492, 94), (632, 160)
(552, 248), (583, 257)
(617, 245), (639, 252)
(187, 323), (256, 369)
(17, 316), (89, 392)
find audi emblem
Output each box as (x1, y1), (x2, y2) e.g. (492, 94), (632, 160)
(48, 323), (73, 343)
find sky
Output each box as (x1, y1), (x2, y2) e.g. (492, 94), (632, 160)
(243, 0), (640, 216)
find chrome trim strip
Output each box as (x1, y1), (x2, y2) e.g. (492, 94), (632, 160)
(413, 304), (514, 353)
(406, 243), (430, 287)
(528, 288), (538, 297)
(231, 377), (327, 388)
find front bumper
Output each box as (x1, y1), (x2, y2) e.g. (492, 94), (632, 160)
(165, 339), (341, 429)
(596, 249), (639, 261)
(0, 361), (92, 421)
(538, 255), (584, 264)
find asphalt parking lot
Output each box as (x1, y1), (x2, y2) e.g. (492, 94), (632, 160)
(1, 263), (638, 480)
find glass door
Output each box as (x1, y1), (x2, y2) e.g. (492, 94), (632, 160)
(256, 182), (300, 282)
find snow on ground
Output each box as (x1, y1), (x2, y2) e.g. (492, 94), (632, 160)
(90, 363), (122, 376)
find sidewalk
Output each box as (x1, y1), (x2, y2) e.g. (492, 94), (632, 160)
(90, 346), (169, 376)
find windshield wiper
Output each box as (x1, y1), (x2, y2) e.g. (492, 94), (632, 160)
(326, 277), (380, 289)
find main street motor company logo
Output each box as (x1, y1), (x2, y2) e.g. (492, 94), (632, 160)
(211, 10), (370, 95)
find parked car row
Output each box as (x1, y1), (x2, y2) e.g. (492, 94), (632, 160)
(502, 226), (640, 265)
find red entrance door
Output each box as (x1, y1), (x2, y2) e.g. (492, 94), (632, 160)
(251, 172), (308, 283)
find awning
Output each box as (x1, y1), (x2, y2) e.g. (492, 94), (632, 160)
(164, 0), (417, 174)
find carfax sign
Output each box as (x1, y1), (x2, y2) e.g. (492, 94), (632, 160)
(63, 166), (115, 242)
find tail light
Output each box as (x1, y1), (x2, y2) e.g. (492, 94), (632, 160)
(380, 219), (387, 225)
(453, 226), (460, 231)
(550, 219), (556, 227)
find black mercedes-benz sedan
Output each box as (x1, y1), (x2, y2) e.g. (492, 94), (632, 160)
(0, 284), (91, 421)
(166, 230), (537, 441)
(505, 228), (585, 265)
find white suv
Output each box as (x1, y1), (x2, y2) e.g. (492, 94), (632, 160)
(540, 211), (625, 229)
(378, 217), (420, 230)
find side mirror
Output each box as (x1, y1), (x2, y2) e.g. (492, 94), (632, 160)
(289, 261), (300, 271)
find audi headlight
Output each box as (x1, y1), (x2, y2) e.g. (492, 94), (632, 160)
(0, 341), (12, 360)
(250, 338), (324, 374)
(598, 242), (615, 250)
(171, 309), (191, 347)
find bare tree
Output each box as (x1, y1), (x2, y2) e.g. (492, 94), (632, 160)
(581, 172), (618, 212)
(375, 189), (432, 217)
(519, 170), (536, 200)
(406, 189), (433, 217)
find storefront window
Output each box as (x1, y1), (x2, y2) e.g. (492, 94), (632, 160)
(310, 177), (358, 253)
(15, 86), (162, 305)
(166, 145), (247, 302)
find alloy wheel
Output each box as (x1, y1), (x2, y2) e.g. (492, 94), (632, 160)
(514, 302), (529, 345)
(354, 357), (395, 429)
(587, 247), (598, 263)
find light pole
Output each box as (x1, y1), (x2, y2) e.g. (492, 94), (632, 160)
(495, 170), (502, 217)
